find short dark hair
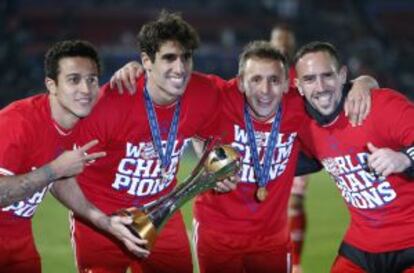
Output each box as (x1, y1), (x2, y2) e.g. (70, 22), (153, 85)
(44, 40), (101, 81)
(293, 41), (342, 70)
(238, 40), (288, 77)
(137, 11), (200, 62)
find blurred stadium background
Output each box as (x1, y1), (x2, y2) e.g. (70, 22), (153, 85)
(1, 0), (413, 272)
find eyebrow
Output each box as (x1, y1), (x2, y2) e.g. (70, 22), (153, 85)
(64, 72), (98, 76)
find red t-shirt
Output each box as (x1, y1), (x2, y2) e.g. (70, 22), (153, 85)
(301, 89), (414, 252)
(194, 77), (307, 245)
(0, 94), (78, 237)
(75, 73), (221, 214)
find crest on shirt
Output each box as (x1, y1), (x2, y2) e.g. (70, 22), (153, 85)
(141, 142), (158, 160)
(255, 131), (268, 147)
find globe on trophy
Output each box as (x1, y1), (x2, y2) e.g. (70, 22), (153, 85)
(117, 141), (240, 249)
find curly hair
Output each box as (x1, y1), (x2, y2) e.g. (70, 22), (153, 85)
(137, 11), (200, 62)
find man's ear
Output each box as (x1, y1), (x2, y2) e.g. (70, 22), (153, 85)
(45, 77), (57, 95)
(141, 52), (152, 71)
(294, 78), (304, 96)
(237, 75), (245, 93)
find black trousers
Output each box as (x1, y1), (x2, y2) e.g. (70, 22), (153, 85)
(339, 242), (414, 273)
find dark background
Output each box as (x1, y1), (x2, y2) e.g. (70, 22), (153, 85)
(1, 0), (413, 107)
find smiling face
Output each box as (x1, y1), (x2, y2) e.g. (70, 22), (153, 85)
(142, 40), (193, 105)
(240, 57), (288, 121)
(295, 51), (347, 116)
(46, 56), (100, 128)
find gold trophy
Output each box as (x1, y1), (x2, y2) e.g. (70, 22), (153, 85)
(117, 142), (240, 249)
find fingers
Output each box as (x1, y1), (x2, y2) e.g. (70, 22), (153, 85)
(367, 146), (404, 177)
(345, 98), (358, 126)
(111, 68), (134, 95)
(84, 151), (106, 161)
(362, 95), (371, 123)
(367, 154), (386, 175)
(367, 144), (382, 169)
(109, 74), (116, 90)
(344, 97), (351, 117)
(135, 66), (144, 78)
(352, 98), (363, 126)
(110, 216), (150, 258)
(356, 99), (367, 126)
(110, 71), (124, 94)
(369, 160), (391, 177)
(367, 142), (378, 153)
(80, 139), (99, 152)
(345, 93), (371, 126)
(115, 71), (125, 94)
(355, 93), (371, 126)
(109, 62), (142, 95)
(381, 165), (394, 177)
(116, 215), (133, 225)
(124, 240), (150, 258)
(214, 176), (238, 193)
(79, 140), (106, 164)
(126, 66), (137, 94)
(214, 182), (230, 193)
(111, 216), (147, 245)
(121, 67), (135, 94)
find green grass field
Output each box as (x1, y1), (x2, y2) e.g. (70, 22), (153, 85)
(33, 152), (348, 273)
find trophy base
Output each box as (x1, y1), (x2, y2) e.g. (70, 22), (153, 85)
(118, 207), (158, 250)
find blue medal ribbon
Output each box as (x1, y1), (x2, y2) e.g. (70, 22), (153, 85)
(243, 97), (283, 188)
(143, 84), (181, 170)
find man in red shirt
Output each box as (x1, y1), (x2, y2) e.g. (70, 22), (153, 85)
(0, 40), (141, 273)
(71, 12), (225, 273)
(295, 41), (414, 273)
(192, 40), (306, 273)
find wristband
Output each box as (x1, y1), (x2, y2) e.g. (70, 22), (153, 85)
(402, 146), (414, 178)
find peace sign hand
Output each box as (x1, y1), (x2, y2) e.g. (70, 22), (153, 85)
(49, 139), (106, 180)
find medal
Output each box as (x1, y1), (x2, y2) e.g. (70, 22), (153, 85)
(243, 96), (282, 202)
(256, 186), (268, 202)
(143, 83), (181, 181)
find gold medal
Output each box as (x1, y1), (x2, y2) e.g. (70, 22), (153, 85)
(256, 187), (268, 202)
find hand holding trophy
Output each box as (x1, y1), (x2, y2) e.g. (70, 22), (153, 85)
(117, 141), (240, 249)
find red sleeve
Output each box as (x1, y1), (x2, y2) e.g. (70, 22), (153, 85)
(0, 113), (29, 175)
(193, 76), (223, 141)
(204, 73), (229, 92)
(371, 89), (414, 147)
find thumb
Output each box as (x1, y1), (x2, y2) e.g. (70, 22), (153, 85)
(367, 142), (378, 153)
